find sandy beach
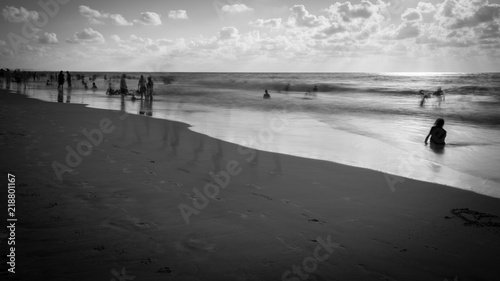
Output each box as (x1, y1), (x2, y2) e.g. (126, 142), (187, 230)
(1, 90), (500, 281)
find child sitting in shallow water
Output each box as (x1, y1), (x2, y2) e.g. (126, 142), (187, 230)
(425, 118), (447, 146)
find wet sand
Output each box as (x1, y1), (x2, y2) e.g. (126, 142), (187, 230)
(1, 90), (500, 281)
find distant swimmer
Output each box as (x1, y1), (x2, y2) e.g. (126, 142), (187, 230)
(433, 87), (445, 107)
(419, 90), (430, 106)
(92, 82), (98, 90)
(425, 118), (447, 148)
(313, 85), (318, 92)
(263, 89), (271, 99)
(433, 87), (445, 99)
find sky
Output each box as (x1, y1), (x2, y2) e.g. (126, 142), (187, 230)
(1, 0), (500, 72)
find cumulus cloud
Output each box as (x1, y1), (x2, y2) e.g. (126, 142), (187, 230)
(219, 26), (239, 40)
(401, 9), (422, 22)
(35, 32), (58, 44)
(66, 28), (105, 44)
(328, 1), (376, 22)
(222, 4), (253, 13)
(435, 0), (500, 29)
(249, 18), (282, 29)
(2, 6), (38, 23)
(134, 12), (162, 26)
(416, 2), (437, 14)
(288, 5), (327, 27)
(79, 5), (133, 26)
(168, 10), (188, 19)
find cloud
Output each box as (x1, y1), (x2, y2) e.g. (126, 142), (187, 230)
(66, 28), (105, 44)
(219, 26), (239, 40)
(110, 34), (122, 43)
(221, 4), (253, 13)
(79, 5), (133, 26)
(288, 5), (327, 28)
(168, 10), (188, 19)
(416, 2), (437, 14)
(0, 40), (5, 46)
(435, 0), (500, 29)
(249, 18), (282, 29)
(134, 12), (162, 26)
(2, 6), (38, 23)
(401, 9), (422, 22)
(394, 22), (420, 39)
(35, 32), (58, 44)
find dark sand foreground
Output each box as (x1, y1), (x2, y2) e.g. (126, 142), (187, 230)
(1, 91), (500, 281)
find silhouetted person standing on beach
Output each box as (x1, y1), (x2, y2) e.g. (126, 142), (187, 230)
(138, 75), (147, 100)
(425, 118), (446, 148)
(263, 89), (270, 99)
(66, 71), (72, 88)
(57, 71), (65, 89)
(120, 74), (127, 95)
(147, 76), (154, 101)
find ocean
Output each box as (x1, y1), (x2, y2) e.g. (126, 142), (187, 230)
(5, 72), (500, 198)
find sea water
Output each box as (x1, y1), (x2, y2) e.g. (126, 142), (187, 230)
(8, 72), (500, 198)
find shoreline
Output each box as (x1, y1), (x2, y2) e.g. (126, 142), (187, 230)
(15, 84), (500, 199)
(2, 90), (500, 280)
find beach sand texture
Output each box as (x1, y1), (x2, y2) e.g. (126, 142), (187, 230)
(1, 91), (500, 281)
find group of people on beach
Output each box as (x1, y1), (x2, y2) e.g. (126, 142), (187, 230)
(114, 74), (154, 101)
(56, 71), (73, 89)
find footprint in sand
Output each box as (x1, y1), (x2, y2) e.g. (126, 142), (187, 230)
(93, 245), (106, 252)
(141, 258), (153, 265)
(145, 169), (157, 176)
(47, 202), (58, 208)
(298, 232), (319, 244)
(251, 192), (273, 201)
(115, 248), (126, 255)
(301, 213), (326, 225)
(156, 267), (173, 274)
(87, 192), (97, 199)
